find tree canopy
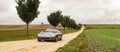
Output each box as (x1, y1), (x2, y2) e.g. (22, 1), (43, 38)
(61, 16), (70, 28)
(16, 0), (40, 24)
(47, 10), (63, 27)
(15, 0), (40, 38)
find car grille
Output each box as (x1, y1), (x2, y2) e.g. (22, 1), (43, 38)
(40, 37), (55, 40)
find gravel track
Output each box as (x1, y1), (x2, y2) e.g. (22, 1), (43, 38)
(0, 26), (84, 52)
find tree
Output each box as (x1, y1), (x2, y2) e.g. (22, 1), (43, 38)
(47, 10), (63, 27)
(79, 23), (82, 29)
(61, 16), (70, 28)
(15, 0), (40, 39)
(68, 18), (80, 29)
(68, 19), (75, 29)
(61, 16), (70, 33)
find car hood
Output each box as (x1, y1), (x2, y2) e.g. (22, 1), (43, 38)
(38, 32), (58, 37)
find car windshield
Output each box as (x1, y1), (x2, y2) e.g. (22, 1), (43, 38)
(44, 29), (58, 33)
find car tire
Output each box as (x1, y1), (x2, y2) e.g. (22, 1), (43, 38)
(38, 39), (41, 41)
(38, 37), (41, 41)
(59, 35), (62, 41)
(60, 37), (62, 41)
(38, 39), (40, 41)
(54, 36), (58, 42)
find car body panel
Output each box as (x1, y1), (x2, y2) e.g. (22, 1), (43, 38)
(38, 28), (63, 41)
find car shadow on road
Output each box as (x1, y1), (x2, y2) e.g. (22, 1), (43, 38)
(37, 40), (61, 42)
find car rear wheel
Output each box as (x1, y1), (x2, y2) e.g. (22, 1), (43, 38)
(60, 37), (62, 41)
(59, 35), (62, 41)
(38, 39), (41, 41)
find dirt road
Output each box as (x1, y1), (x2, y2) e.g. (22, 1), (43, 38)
(0, 26), (84, 52)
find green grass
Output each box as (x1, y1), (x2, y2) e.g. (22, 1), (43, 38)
(86, 29), (120, 41)
(0, 28), (79, 42)
(56, 32), (86, 52)
(85, 29), (120, 52)
(85, 24), (120, 29)
(61, 29), (79, 34)
(56, 29), (120, 52)
(0, 28), (43, 42)
(56, 25), (120, 52)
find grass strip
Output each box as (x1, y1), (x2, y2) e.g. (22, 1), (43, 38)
(0, 28), (79, 42)
(56, 32), (86, 52)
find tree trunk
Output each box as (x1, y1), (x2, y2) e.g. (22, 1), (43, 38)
(26, 23), (29, 39)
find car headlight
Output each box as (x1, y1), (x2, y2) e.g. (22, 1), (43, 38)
(38, 33), (43, 36)
(38, 34), (41, 36)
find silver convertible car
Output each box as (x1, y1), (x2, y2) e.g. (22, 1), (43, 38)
(38, 28), (63, 42)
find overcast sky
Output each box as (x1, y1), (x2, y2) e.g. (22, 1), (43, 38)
(0, 0), (120, 24)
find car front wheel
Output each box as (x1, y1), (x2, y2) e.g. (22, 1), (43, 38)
(38, 37), (41, 41)
(54, 36), (58, 42)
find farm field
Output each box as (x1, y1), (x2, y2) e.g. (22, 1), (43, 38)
(85, 24), (120, 29)
(0, 25), (79, 42)
(56, 25), (120, 52)
(85, 29), (120, 52)
(0, 28), (43, 42)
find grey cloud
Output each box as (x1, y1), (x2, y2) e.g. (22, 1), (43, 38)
(0, 0), (120, 24)
(0, 0), (9, 13)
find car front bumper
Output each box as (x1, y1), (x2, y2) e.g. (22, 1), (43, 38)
(38, 37), (56, 40)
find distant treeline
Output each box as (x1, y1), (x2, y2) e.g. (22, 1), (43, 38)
(84, 24), (120, 29)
